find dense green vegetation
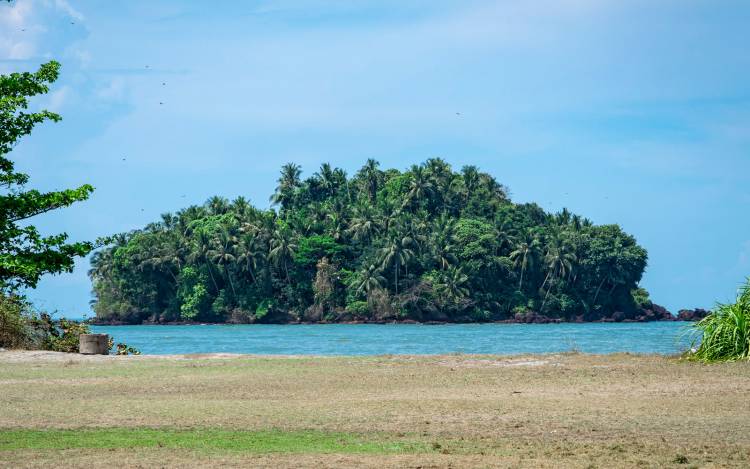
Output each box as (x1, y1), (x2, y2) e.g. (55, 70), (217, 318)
(91, 159), (649, 324)
(689, 278), (750, 362)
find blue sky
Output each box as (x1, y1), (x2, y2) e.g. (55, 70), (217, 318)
(2, 0), (749, 318)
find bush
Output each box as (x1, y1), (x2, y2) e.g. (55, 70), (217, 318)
(36, 316), (91, 353)
(688, 278), (750, 362)
(0, 295), (31, 348)
(1, 294), (90, 352)
(346, 300), (369, 318)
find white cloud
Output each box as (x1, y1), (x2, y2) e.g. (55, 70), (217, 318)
(0, 0), (36, 59)
(51, 0), (84, 21)
(95, 77), (126, 101)
(0, 0), (85, 61)
(45, 84), (69, 112)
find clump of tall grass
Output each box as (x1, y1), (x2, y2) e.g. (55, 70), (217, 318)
(688, 278), (750, 362)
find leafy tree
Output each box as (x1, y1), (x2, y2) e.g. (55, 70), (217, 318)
(1, 61), (95, 291)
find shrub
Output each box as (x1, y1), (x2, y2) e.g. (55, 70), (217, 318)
(38, 316), (91, 353)
(0, 295), (31, 348)
(688, 278), (750, 362)
(346, 300), (369, 318)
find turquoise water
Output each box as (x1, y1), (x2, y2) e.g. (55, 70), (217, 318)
(91, 322), (695, 355)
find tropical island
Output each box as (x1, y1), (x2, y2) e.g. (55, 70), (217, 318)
(91, 160), (695, 325)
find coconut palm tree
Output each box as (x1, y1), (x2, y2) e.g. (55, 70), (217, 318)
(315, 163), (338, 198)
(271, 163), (302, 210)
(236, 234), (264, 284)
(356, 158), (381, 202)
(352, 264), (387, 298)
(461, 165), (480, 194)
(540, 235), (577, 309)
(268, 224), (297, 281)
(430, 216), (457, 270)
(509, 234), (541, 291)
(209, 230), (238, 297)
(207, 196), (230, 215)
(403, 165), (434, 210)
(347, 206), (380, 243)
(378, 232), (416, 294)
(189, 230), (220, 292)
(439, 266), (469, 301)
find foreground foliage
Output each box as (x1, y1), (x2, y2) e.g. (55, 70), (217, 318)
(689, 279), (750, 362)
(91, 159), (649, 324)
(0, 295), (88, 351)
(0, 61), (95, 292)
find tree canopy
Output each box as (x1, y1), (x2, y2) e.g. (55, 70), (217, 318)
(0, 61), (95, 292)
(91, 158), (649, 324)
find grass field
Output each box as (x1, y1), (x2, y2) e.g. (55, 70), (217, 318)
(1, 351), (749, 468)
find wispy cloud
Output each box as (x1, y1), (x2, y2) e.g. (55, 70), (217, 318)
(0, 0), (85, 63)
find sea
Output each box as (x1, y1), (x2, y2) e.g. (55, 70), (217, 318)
(90, 322), (695, 356)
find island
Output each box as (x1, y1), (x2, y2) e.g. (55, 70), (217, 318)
(90, 159), (701, 325)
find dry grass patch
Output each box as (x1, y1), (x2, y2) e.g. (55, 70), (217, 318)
(1, 351), (750, 467)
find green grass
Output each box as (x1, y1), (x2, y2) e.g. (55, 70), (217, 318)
(689, 278), (750, 362)
(0, 428), (431, 454)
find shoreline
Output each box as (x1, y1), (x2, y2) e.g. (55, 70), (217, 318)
(89, 318), (699, 326)
(0, 349), (687, 363)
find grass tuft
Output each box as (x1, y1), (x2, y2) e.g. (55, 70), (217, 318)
(688, 278), (750, 362)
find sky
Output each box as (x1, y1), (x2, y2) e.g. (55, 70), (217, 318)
(1, 0), (750, 318)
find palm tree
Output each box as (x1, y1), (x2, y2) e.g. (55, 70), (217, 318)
(509, 234), (541, 291)
(189, 230), (220, 292)
(326, 211), (346, 242)
(271, 163), (302, 210)
(209, 230), (238, 297)
(268, 224), (297, 281)
(540, 235), (577, 309)
(207, 196), (230, 215)
(493, 219), (517, 255)
(89, 248), (115, 281)
(461, 165), (480, 194)
(236, 234), (266, 284)
(232, 196), (251, 220)
(347, 206), (380, 243)
(357, 158), (381, 202)
(438, 266), (469, 301)
(315, 163), (338, 198)
(352, 264), (386, 299)
(403, 165), (434, 210)
(430, 216), (457, 270)
(378, 232), (416, 294)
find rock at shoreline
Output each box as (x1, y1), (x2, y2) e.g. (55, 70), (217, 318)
(513, 312), (562, 324)
(634, 303), (674, 322)
(676, 308), (710, 321)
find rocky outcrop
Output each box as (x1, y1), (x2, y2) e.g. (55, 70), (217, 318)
(677, 308), (710, 321)
(633, 303), (674, 322)
(513, 312), (562, 324)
